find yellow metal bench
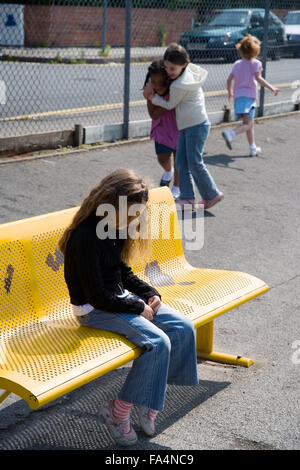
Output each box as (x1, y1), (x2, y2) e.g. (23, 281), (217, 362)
(0, 187), (269, 410)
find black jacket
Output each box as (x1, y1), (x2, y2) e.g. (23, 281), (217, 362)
(64, 213), (161, 314)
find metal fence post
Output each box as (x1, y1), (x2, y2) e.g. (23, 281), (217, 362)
(123, 0), (131, 140)
(258, 0), (271, 117)
(102, 0), (107, 50)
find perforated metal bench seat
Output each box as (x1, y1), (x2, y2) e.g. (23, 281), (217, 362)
(0, 187), (269, 409)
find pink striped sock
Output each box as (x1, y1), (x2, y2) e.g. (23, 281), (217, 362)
(149, 409), (159, 420)
(112, 398), (133, 430)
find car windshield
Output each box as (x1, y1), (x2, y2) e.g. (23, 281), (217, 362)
(283, 12), (300, 25)
(207, 11), (250, 26)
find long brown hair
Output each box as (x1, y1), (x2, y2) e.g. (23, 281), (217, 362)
(58, 169), (152, 265)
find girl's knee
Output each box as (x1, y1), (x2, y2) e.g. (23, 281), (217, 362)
(243, 115), (253, 129)
(182, 318), (196, 339)
(151, 330), (171, 354)
(190, 158), (207, 175)
(171, 313), (195, 338)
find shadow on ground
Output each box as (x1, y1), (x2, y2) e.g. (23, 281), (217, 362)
(0, 366), (230, 450)
(204, 153), (254, 170)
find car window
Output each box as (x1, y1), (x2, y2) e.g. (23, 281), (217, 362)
(283, 12), (300, 25)
(269, 12), (282, 25)
(268, 16), (276, 26)
(208, 11), (250, 27)
(251, 13), (264, 26)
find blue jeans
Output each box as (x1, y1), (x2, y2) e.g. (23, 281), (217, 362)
(177, 120), (219, 201)
(77, 295), (199, 411)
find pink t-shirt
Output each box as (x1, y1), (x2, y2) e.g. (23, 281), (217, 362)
(231, 58), (263, 100)
(150, 108), (179, 150)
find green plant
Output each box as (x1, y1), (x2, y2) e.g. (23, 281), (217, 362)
(98, 45), (111, 57)
(158, 21), (167, 47)
(77, 50), (86, 64)
(54, 54), (63, 63)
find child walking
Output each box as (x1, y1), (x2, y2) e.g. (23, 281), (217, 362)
(58, 169), (199, 447)
(222, 34), (280, 156)
(144, 43), (223, 211)
(144, 60), (180, 199)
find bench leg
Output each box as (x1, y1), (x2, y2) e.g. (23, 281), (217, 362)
(196, 321), (254, 368)
(0, 390), (11, 405)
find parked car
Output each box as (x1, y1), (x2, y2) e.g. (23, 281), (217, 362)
(179, 8), (286, 62)
(282, 11), (300, 57)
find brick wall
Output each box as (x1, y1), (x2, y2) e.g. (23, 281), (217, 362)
(24, 5), (197, 47)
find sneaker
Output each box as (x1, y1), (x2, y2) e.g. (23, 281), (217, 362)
(160, 178), (172, 187)
(249, 146), (261, 157)
(160, 169), (174, 187)
(203, 192), (224, 210)
(171, 186), (180, 199)
(222, 130), (233, 150)
(137, 406), (156, 436)
(99, 400), (138, 447)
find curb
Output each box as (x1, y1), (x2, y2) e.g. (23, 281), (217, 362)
(1, 108), (299, 166)
(0, 54), (158, 65)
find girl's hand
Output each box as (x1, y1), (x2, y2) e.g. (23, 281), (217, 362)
(273, 87), (280, 96)
(144, 89), (155, 100)
(140, 303), (154, 321)
(143, 81), (154, 100)
(148, 295), (161, 313)
(228, 92), (233, 103)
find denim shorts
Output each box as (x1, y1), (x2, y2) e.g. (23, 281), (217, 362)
(155, 141), (176, 155)
(234, 96), (256, 120)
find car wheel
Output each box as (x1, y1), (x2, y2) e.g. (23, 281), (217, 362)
(270, 45), (281, 61)
(188, 51), (196, 63)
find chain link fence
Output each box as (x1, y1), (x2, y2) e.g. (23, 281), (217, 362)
(0, 0), (300, 141)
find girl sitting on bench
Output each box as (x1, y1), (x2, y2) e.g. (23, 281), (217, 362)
(58, 168), (199, 447)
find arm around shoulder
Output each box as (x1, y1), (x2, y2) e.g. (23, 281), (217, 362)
(151, 85), (186, 110)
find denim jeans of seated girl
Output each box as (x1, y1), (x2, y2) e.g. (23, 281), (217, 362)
(78, 294), (199, 411)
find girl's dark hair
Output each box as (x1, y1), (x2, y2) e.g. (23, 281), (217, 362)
(163, 42), (190, 66)
(143, 59), (169, 88)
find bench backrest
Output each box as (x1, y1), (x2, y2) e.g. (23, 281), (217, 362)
(0, 187), (181, 335)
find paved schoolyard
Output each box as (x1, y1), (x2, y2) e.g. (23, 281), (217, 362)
(0, 113), (299, 451)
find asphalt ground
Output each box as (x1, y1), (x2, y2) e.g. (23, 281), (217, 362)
(0, 113), (299, 454)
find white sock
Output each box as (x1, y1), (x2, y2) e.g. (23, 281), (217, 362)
(249, 143), (256, 150)
(162, 168), (174, 180)
(171, 186), (180, 197)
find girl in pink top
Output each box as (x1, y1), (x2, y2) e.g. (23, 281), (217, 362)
(222, 34), (280, 156)
(144, 60), (180, 199)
